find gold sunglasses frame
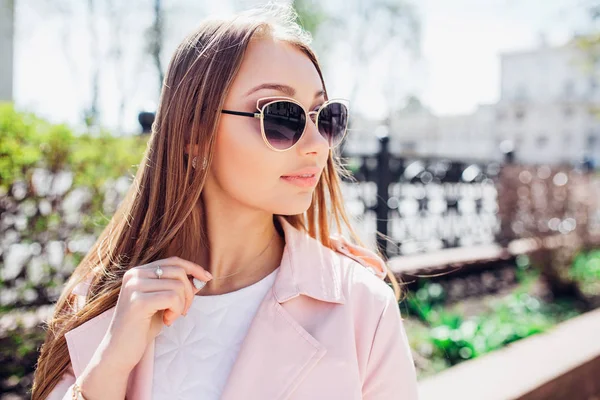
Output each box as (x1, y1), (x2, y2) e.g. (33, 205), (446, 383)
(221, 96), (350, 152)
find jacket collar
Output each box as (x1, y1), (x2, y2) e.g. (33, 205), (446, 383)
(272, 215), (346, 305)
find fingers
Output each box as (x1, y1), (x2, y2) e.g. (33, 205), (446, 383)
(142, 256), (213, 283)
(129, 278), (187, 321)
(138, 291), (186, 326)
(141, 257), (212, 303)
(131, 265), (196, 315)
(124, 257), (214, 325)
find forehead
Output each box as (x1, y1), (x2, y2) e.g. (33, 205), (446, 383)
(228, 37), (324, 102)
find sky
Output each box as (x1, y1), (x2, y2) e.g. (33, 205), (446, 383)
(418, 0), (585, 115)
(10, 0), (589, 134)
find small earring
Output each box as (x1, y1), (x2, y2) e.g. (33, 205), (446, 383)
(191, 156), (207, 170)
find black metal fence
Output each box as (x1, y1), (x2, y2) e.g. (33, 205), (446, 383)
(341, 136), (504, 258)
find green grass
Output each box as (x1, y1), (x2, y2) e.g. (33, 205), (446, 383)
(402, 254), (588, 378)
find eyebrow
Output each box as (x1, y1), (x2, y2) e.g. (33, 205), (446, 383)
(245, 83), (325, 99)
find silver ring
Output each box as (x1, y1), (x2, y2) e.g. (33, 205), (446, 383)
(155, 265), (164, 279)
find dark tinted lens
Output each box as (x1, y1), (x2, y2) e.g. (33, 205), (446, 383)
(317, 102), (348, 147)
(262, 101), (306, 150)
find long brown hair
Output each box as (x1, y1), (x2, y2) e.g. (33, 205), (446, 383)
(32, 5), (400, 399)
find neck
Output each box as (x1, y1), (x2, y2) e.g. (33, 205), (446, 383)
(196, 199), (285, 296)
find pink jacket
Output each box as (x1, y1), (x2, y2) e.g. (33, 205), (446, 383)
(47, 216), (418, 399)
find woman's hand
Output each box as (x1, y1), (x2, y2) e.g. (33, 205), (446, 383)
(103, 256), (213, 373)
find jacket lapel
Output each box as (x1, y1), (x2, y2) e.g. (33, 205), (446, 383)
(220, 292), (327, 399)
(221, 216), (353, 399)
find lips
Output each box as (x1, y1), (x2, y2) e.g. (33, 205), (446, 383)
(281, 167), (322, 178)
(281, 167), (322, 188)
(282, 173), (316, 178)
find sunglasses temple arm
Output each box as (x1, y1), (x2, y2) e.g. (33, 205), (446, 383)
(221, 110), (261, 119)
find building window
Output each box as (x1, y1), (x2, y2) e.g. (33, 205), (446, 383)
(402, 141), (417, 152)
(515, 85), (528, 101)
(564, 106), (574, 118)
(587, 131), (598, 147)
(515, 107), (526, 121)
(536, 135), (549, 147)
(563, 80), (575, 98)
(496, 110), (507, 122)
(515, 135), (524, 147)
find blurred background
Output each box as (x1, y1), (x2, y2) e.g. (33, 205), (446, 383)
(1, 0), (600, 399)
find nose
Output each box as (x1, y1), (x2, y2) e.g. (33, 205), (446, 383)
(296, 116), (329, 156)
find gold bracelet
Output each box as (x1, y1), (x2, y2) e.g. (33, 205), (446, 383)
(72, 382), (86, 400)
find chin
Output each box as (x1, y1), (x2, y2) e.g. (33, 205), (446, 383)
(271, 194), (314, 216)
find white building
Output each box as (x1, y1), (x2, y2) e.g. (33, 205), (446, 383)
(494, 40), (600, 166)
(344, 99), (498, 162)
(389, 104), (497, 161)
(0, 0), (14, 101)
(344, 38), (600, 167)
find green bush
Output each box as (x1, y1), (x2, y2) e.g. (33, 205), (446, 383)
(0, 103), (148, 308)
(0, 102), (148, 191)
(570, 249), (600, 297)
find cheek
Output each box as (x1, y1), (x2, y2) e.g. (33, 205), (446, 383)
(212, 118), (281, 203)
(210, 118), (316, 214)
(214, 117), (272, 181)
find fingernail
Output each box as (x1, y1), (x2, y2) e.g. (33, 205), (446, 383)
(193, 277), (207, 291)
(204, 270), (213, 279)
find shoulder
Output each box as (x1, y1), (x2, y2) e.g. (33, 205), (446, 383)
(316, 237), (401, 351)
(326, 236), (397, 308)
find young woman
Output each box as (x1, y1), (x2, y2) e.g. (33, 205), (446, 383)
(32, 5), (418, 400)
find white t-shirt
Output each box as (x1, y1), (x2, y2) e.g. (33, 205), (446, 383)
(151, 267), (279, 399)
